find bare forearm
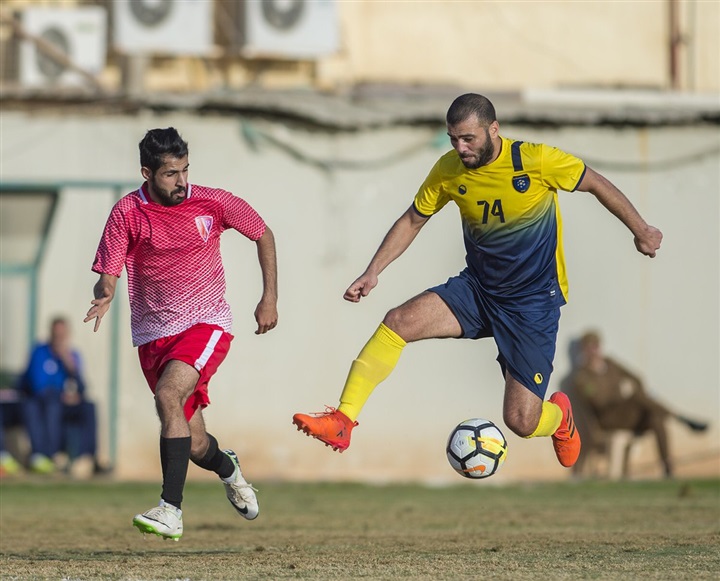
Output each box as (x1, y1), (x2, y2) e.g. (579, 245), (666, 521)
(578, 167), (662, 257)
(84, 273), (118, 332)
(344, 205), (428, 302)
(94, 274), (117, 302)
(365, 206), (427, 277)
(586, 172), (647, 236)
(253, 227), (278, 334)
(256, 227), (278, 302)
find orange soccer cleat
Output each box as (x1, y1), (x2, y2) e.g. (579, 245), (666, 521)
(292, 407), (358, 452)
(549, 392), (581, 467)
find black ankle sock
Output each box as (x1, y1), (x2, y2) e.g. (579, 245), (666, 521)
(160, 436), (191, 510)
(191, 433), (236, 479)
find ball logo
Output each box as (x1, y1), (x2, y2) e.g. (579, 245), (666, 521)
(534, 373), (543, 385)
(458, 184), (467, 195)
(466, 465), (486, 474)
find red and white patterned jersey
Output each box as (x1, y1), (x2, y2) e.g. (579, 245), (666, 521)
(92, 183), (266, 346)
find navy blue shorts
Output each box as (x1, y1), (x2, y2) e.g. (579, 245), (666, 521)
(428, 268), (560, 399)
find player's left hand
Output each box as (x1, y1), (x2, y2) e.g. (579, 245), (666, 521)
(634, 225), (663, 258)
(254, 299), (278, 334)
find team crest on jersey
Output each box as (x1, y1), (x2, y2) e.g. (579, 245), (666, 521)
(512, 174), (530, 193)
(458, 184), (467, 195)
(195, 216), (213, 242)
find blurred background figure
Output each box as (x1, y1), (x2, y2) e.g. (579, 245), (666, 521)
(565, 330), (708, 479)
(17, 316), (110, 477)
(0, 387), (24, 477)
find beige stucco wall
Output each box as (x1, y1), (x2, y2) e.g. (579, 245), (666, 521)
(1, 107), (718, 483)
(328, 0), (720, 92)
(326, 1), (672, 89)
(2, 1), (718, 93)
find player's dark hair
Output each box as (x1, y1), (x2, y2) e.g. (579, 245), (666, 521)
(139, 127), (189, 172)
(446, 93), (497, 126)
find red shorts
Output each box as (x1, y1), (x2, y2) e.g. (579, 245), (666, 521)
(138, 323), (233, 421)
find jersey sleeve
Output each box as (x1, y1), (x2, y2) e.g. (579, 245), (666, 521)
(541, 144), (587, 192)
(218, 190), (266, 241)
(92, 203), (129, 277)
(412, 158), (451, 217)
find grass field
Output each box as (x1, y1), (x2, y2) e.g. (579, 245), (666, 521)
(1, 478), (718, 580)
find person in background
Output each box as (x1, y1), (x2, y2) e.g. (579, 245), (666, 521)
(18, 316), (108, 476)
(0, 391), (23, 477)
(568, 330), (708, 478)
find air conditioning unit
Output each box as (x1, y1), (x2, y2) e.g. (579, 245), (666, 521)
(18, 6), (107, 87)
(112, 0), (214, 56)
(240, 0), (340, 59)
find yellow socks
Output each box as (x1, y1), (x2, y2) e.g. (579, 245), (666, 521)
(336, 325), (563, 436)
(338, 323), (407, 422)
(525, 401), (563, 438)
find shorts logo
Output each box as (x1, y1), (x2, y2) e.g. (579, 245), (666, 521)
(534, 373), (543, 385)
(512, 174), (530, 193)
(458, 184), (467, 195)
(195, 216), (213, 242)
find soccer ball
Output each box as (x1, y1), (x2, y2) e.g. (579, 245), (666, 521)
(446, 418), (508, 479)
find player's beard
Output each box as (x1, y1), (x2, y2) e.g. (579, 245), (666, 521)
(460, 127), (494, 169)
(150, 176), (187, 206)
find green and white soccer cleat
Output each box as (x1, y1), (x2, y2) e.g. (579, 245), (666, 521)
(221, 449), (259, 520)
(132, 500), (183, 541)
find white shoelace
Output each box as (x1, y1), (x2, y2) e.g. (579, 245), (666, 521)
(143, 505), (180, 524)
(234, 482), (258, 500)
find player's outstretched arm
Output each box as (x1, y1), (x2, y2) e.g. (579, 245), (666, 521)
(84, 273), (118, 332)
(254, 227), (278, 335)
(577, 167), (663, 257)
(344, 205), (429, 303)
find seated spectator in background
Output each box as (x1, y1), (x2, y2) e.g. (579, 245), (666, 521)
(0, 390), (23, 477)
(568, 330), (708, 478)
(18, 316), (109, 476)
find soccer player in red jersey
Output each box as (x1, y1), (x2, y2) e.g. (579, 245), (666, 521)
(85, 127), (278, 541)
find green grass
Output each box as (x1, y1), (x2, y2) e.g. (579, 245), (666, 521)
(1, 478), (719, 580)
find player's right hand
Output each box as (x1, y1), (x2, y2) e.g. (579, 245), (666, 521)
(343, 272), (378, 302)
(84, 275), (117, 332)
(84, 296), (111, 332)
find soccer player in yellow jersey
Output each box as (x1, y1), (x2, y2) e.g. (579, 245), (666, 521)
(293, 93), (663, 468)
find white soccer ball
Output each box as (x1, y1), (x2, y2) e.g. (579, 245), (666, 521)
(446, 418), (508, 479)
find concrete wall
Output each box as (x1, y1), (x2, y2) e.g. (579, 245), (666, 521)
(1, 109), (718, 483)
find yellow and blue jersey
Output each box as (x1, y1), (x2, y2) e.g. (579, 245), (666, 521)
(414, 137), (586, 309)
